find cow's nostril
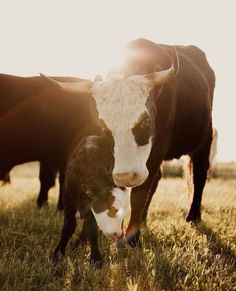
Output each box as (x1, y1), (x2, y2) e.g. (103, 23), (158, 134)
(113, 172), (130, 180)
(131, 172), (138, 182)
(113, 171), (140, 186)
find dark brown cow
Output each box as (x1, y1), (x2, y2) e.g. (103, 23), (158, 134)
(122, 39), (215, 245)
(0, 74), (98, 209)
(47, 38), (215, 247)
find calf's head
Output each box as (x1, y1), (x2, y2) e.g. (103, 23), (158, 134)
(80, 182), (130, 239)
(41, 54), (177, 187)
(90, 187), (131, 239)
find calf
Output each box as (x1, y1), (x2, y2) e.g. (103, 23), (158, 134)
(53, 134), (130, 266)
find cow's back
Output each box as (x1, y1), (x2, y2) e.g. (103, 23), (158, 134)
(168, 45), (215, 104)
(0, 74), (86, 114)
(125, 38), (215, 160)
(0, 74), (96, 170)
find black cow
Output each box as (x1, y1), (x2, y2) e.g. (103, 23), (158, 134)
(0, 74), (98, 209)
(46, 38), (215, 246)
(122, 39), (216, 245)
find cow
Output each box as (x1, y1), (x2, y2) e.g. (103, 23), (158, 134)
(53, 134), (130, 267)
(44, 38), (215, 246)
(0, 74), (98, 209)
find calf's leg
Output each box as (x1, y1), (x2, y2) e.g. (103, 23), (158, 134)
(74, 221), (89, 248)
(85, 212), (102, 267)
(57, 166), (66, 211)
(53, 211), (77, 263)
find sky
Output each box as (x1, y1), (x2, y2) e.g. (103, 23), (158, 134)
(0, 0), (235, 162)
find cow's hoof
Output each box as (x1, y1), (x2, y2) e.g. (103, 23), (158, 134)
(90, 252), (102, 268)
(52, 250), (64, 264)
(126, 229), (141, 248)
(57, 203), (64, 211)
(37, 199), (48, 209)
(186, 211), (201, 223)
(37, 197), (48, 208)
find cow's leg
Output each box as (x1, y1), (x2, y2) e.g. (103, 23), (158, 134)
(0, 170), (11, 185)
(86, 213), (102, 267)
(0, 164), (12, 186)
(141, 169), (162, 223)
(187, 125), (213, 222)
(125, 166), (161, 247)
(53, 211), (77, 263)
(37, 162), (57, 208)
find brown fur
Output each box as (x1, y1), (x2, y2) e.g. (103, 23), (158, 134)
(122, 38), (215, 246)
(0, 74), (98, 209)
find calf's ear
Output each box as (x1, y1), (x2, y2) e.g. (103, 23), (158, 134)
(80, 184), (94, 199)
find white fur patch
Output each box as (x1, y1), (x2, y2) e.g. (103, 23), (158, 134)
(91, 187), (131, 238)
(92, 78), (153, 186)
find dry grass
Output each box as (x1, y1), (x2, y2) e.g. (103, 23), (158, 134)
(0, 163), (236, 290)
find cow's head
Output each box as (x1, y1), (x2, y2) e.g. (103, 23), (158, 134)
(40, 51), (178, 187)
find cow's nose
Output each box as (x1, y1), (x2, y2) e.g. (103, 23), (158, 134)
(113, 171), (139, 187)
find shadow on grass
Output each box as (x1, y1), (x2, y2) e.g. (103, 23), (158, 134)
(0, 197), (68, 290)
(195, 222), (236, 268)
(0, 197), (115, 290)
(142, 229), (188, 291)
(115, 225), (190, 291)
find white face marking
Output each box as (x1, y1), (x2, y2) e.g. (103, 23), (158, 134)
(91, 187), (131, 238)
(92, 78), (153, 187)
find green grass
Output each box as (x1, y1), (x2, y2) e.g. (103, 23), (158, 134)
(0, 163), (236, 291)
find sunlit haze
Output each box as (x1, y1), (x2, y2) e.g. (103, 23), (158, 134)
(0, 0), (235, 161)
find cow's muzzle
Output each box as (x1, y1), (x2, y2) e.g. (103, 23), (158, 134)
(112, 171), (146, 187)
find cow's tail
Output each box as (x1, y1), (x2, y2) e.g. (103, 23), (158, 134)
(183, 156), (193, 198)
(184, 127), (218, 196)
(207, 128), (218, 180)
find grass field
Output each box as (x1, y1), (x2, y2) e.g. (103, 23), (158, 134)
(0, 163), (235, 291)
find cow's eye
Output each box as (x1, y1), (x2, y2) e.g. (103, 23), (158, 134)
(132, 112), (151, 146)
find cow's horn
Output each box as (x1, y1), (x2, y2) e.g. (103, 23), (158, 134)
(145, 47), (179, 88)
(40, 73), (93, 94)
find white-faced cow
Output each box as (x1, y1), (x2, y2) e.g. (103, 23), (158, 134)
(45, 38), (215, 246)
